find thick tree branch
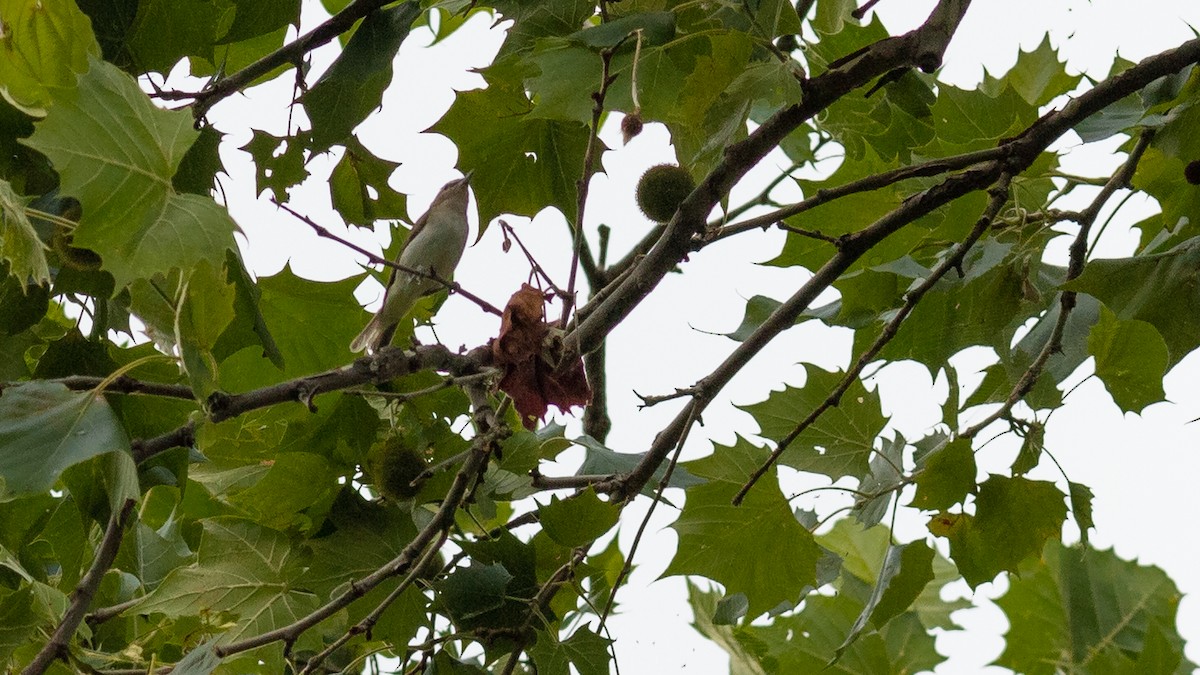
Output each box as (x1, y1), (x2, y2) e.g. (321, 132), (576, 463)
(608, 36), (1200, 504)
(128, 345), (493, 462)
(566, 0), (973, 360)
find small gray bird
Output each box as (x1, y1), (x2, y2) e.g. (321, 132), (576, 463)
(350, 173), (473, 354)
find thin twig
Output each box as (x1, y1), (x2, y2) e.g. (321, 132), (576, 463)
(961, 130), (1155, 439)
(22, 499), (136, 675)
(600, 399), (703, 629)
(498, 220), (567, 296)
(157, 0), (406, 119)
(734, 173), (1014, 504)
(195, 382), (502, 660)
(561, 35), (631, 326)
(275, 201), (502, 316)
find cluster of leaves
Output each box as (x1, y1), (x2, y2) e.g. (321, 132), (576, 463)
(0, 0), (1197, 673)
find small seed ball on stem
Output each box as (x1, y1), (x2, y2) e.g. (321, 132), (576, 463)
(635, 164), (696, 222)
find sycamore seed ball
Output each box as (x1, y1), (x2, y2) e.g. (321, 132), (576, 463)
(370, 438), (427, 502)
(636, 164), (695, 222)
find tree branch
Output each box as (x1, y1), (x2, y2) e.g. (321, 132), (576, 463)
(202, 381), (504, 659)
(22, 499), (136, 675)
(566, 0), (974, 361)
(603, 34), (1200, 505)
(734, 172), (1014, 503)
(159, 0), (410, 120)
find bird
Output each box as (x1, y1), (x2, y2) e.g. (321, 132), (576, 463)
(350, 172), (473, 354)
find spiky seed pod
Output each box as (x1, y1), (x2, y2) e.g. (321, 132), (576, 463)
(635, 164), (695, 222)
(369, 438), (427, 502)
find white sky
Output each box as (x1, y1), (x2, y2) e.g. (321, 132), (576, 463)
(195, 1), (1200, 672)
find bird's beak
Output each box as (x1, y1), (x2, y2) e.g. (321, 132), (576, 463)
(461, 169), (474, 183)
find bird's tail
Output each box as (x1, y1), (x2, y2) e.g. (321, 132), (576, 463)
(350, 313), (388, 354)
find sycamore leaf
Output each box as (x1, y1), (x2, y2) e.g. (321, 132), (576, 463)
(528, 626), (613, 675)
(930, 475), (1067, 588)
(664, 438), (821, 619)
(742, 365), (887, 481)
(132, 519), (320, 666)
(1087, 306), (1169, 413)
(985, 35), (1082, 106)
(0, 382), (131, 498)
(328, 137), (407, 226)
(538, 487), (619, 548)
(910, 438), (976, 511)
(0, 179), (49, 286)
(1064, 235), (1200, 368)
(22, 59), (238, 289)
(995, 541), (1193, 674)
(0, 0), (99, 115)
(432, 71), (592, 225)
(302, 2), (421, 152)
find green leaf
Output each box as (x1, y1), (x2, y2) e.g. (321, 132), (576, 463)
(328, 137), (407, 226)
(212, 249), (285, 370)
(0, 0), (100, 115)
(933, 475), (1067, 588)
(172, 126), (224, 196)
(995, 541), (1192, 675)
(491, 0), (595, 55)
(435, 561), (513, 623)
(22, 59), (238, 289)
(529, 626), (613, 675)
(573, 434), (704, 499)
(567, 11), (675, 48)
(303, 2), (421, 152)
(851, 433), (903, 527)
(432, 65), (592, 225)
(723, 294), (837, 342)
(1068, 481), (1095, 545)
(239, 129), (309, 202)
(538, 487), (620, 548)
(227, 453), (338, 531)
(124, 0), (218, 74)
(910, 438), (976, 511)
(0, 382), (131, 498)
(924, 84), (1036, 153)
(1011, 421), (1044, 476)
(835, 540), (935, 659)
(868, 541), (935, 628)
(1087, 305), (1169, 413)
(1064, 235), (1200, 368)
(254, 264), (365, 377)
(0, 179), (50, 287)
(984, 35), (1081, 106)
(664, 438), (822, 619)
(686, 581), (769, 672)
(177, 259), (237, 399)
(171, 639), (222, 675)
(133, 518), (320, 667)
(218, 0), (300, 44)
(741, 365), (887, 480)
(0, 266), (47, 334)
(870, 242), (1025, 373)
